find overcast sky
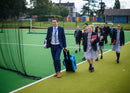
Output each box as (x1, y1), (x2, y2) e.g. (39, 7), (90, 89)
(26, 0), (130, 12)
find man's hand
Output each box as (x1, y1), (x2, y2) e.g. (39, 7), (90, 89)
(64, 48), (67, 51)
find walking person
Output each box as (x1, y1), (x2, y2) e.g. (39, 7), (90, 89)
(103, 22), (111, 44)
(83, 25), (98, 72)
(110, 25), (116, 44)
(96, 27), (105, 61)
(74, 26), (82, 53)
(82, 23), (89, 61)
(112, 24), (125, 63)
(44, 18), (67, 78)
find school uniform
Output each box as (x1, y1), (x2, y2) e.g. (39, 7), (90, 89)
(74, 30), (82, 45)
(83, 32), (98, 60)
(112, 30), (125, 52)
(95, 26), (99, 33)
(97, 33), (105, 50)
(112, 29), (125, 63)
(103, 26), (111, 44)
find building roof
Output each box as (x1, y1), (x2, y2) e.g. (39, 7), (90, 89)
(104, 9), (130, 16)
(56, 2), (75, 7)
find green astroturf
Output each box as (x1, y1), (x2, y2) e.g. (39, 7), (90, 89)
(15, 42), (130, 93)
(0, 29), (130, 93)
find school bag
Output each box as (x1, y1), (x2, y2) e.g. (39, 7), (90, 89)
(63, 50), (77, 72)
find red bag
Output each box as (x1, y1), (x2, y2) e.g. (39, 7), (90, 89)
(91, 35), (97, 44)
(112, 40), (116, 45)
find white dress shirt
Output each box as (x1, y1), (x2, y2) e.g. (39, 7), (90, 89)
(51, 26), (60, 45)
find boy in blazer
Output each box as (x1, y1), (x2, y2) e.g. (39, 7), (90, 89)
(112, 24), (125, 63)
(74, 26), (82, 53)
(44, 18), (67, 78)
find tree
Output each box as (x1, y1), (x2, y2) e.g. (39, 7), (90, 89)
(113, 0), (120, 9)
(59, 5), (69, 17)
(0, 0), (27, 20)
(81, 0), (98, 16)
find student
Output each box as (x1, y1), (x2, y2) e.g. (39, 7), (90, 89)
(74, 26), (82, 53)
(103, 22), (111, 44)
(83, 25), (98, 72)
(82, 23), (88, 61)
(96, 27), (105, 61)
(110, 25), (116, 44)
(95, 24), (99, 33)
(44, 18), (67, 78)
(112, 24), (125, 63)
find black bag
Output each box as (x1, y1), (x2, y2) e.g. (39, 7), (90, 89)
(63, 50), (77, 72)
(44, 37), (51, 48)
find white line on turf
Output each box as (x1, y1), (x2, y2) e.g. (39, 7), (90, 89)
(9, 50), (112, 93)
(9, 41), (130, 93)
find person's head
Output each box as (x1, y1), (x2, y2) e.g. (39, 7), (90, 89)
(85, 23), (88, 27)
(52, 18), (58, 27)
(76, 26), (80, 30)
(96, 24), (99, 26)
(98, 27), (103, 33)
(105, 22), (108, 25)
(117, 24), (121, 30)
(88, 25), (93, 33)
(111, 24), (113, 28)
(101, 24), (104, 28)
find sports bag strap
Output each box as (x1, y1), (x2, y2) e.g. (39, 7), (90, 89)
(67, 50), (71, 61)
(63, 50), (67, 60)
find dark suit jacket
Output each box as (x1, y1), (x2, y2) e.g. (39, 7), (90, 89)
(103, 26), (110, 35)
(83, 32), (99, 52)
(112, 30), (125, 46)
(98, 33), (105, 46)
(46, 26), (67, 49)
(74, 30), (82, 40)
(95, 26), (99, 33)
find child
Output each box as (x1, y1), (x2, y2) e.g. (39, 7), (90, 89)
(74, 26), (82, 53)
(96, 27), (105, 61)
(83, 25), (98, 72)
(112, 24), (125, 63)
(82, 23), (88, 61)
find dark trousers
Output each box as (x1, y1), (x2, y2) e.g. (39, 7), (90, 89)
(51, 45), (62, 72)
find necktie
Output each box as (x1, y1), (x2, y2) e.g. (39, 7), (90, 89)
(54, 28), (57, 43)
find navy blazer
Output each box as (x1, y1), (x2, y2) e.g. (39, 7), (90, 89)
(112, 30), (125, 46)
(46, 26), (67, 49)
(83, 32), (99, 52)
(74, 30), (82, 40)
(98, 33), (105, 46)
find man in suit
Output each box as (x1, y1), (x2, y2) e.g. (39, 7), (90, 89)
(44, 18), (67, 78)
(74, 26), (82, 53)
(103, 22), (111, 44)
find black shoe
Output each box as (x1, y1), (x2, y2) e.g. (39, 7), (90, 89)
(79, 48), (81, 52)
(96, 58), (98, 61)
(117, 59), (119, 63)
(82, 57), (86, 61)
(75, 50), (77, 53)
(89, 66), (91, 71)
(89, 64), (92, 71)
(100, 56), (103, 59)
(90, 67), (94, 72)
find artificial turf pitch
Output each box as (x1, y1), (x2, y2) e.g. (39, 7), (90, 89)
(12, 42), (130, 93)
(0, 29), (130, 93)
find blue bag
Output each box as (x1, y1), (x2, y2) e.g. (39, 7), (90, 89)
(63, 50), (77, 72)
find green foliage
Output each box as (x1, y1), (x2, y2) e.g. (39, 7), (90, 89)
(0, 0), (27, 20)
(114, 0), (120, 9)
